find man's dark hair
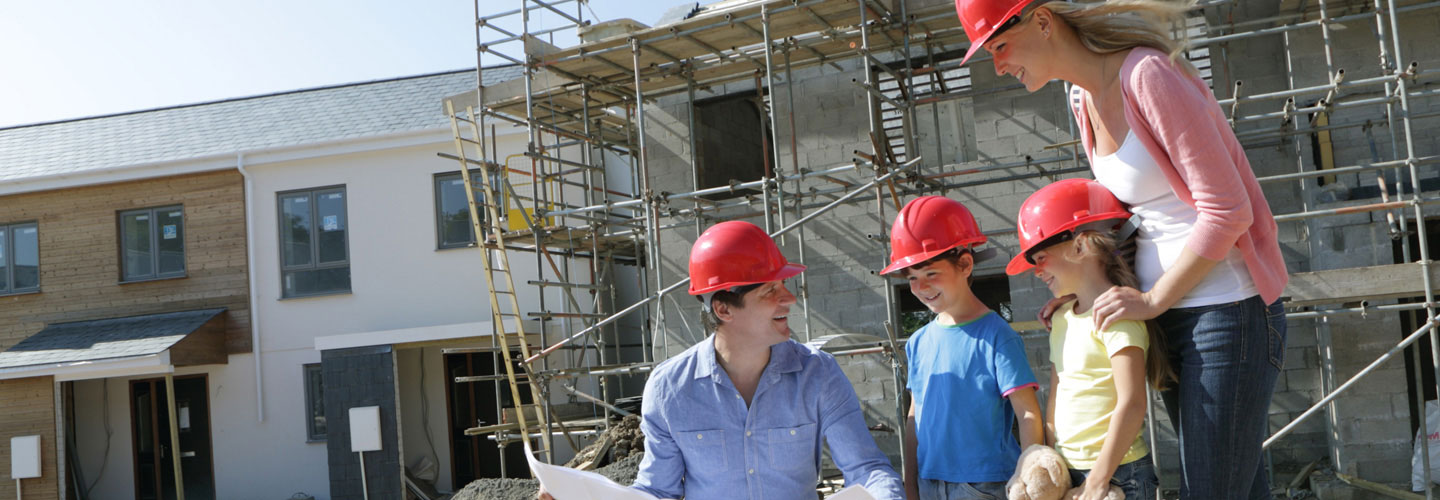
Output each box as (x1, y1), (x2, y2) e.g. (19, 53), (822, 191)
(699, 283), (763, 332)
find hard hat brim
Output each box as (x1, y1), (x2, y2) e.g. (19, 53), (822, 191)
(1005, 251), (1033, 276)
(879, 240), (989, 276)
(958, 0), (1035, 66)
(688, 262), (806, 295)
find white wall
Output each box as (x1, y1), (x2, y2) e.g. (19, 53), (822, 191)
(70, 358), (330, 500)
(72, 378), (133, 498)
(240, 126), (619, 494)
(396, 346), (454, 492)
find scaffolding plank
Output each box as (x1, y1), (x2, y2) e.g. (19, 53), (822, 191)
(524, 0), (964, 106)
(1284, 262), (1440, 306)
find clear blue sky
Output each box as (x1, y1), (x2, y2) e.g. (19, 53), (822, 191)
(0, 0), (693, 128)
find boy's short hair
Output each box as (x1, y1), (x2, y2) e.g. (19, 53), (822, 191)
(900, 248), (976, 284)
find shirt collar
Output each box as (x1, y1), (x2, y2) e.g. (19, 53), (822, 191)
(694, 335), (804, 380)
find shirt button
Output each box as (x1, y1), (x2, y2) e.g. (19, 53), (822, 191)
(696, 434), (703, 440)
(746, 431), (752, 437)
(748, 469), (755, 475)
(790, 429), (797, 435)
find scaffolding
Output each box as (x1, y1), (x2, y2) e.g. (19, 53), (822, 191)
(442, 0), (1440, 493)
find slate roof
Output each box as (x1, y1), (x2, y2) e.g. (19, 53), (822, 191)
(0, 66), (523, 184)
(0, 308), (226, 369)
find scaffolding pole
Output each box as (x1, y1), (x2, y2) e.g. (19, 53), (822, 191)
(451, 1), (1440, 490)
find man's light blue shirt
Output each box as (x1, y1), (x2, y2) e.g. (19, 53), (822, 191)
(632, 335), (903, 500)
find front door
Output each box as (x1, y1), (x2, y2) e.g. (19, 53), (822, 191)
(131, 375), (214, 500)
(446, 352), (528, 486)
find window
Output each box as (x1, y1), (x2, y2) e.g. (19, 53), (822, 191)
(972, 274), (1013, 322)
(304, 364), (326, 441)
(0, 222), (39, 295)
(695, 93), (770, 200)
(434, 171), (495, 249)
(119, 206), (185, 281)
(894, 273), (1011, 335)
(278, 186), (350, 298)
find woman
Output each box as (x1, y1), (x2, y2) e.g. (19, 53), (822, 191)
(954, 0), (1289, 498)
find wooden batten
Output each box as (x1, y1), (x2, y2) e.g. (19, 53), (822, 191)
(1284, 261), (1440, 307)
(169, 313), (229, 367)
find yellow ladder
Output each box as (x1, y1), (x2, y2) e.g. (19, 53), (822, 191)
(445, 99), (554, 462)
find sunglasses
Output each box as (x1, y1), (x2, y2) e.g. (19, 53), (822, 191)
(990, 15), (1024, 40)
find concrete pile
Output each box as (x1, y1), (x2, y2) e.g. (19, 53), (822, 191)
(451, 415), (647, 500)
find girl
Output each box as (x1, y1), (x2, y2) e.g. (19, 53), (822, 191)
(956, 0), (1289, 497)
(1007, 179), (1175, 500)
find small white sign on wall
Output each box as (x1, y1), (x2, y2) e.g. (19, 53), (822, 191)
(349, 406), (382, 452)
(11, 435), (41, 479)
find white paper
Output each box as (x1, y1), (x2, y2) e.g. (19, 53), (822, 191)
(525, 442), (666, 500)
(828, 485), (877, 500)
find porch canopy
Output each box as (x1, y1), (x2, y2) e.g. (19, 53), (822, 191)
(0, 308), (227, 381)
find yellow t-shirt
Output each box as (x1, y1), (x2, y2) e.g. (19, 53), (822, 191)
(1049, 302), (1149, 469)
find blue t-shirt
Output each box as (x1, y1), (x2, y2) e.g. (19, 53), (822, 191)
(905, 311), (1038, 483)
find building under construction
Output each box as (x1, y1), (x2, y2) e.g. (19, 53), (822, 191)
(443, 0), (1440, 497)
(0, 0), (1438, 499)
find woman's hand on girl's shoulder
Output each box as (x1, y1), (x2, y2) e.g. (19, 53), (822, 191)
(1091, 285), (1165, 331)
(1038, 294), (1078, 329)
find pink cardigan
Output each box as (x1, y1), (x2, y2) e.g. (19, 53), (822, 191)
(1070, 47), (1288, 304)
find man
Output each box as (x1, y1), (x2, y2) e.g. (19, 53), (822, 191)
(546, 220), (902, 499)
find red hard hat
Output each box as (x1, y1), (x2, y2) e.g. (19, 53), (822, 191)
(688, 221), (806, 295)
(881, 196), (988, 275)
(956, 0), (1037, 66)
(1006, 178), (1130, 275)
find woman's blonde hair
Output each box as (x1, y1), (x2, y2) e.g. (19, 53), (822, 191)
(1028, 0), (1199, 74)
(1071, 230), (1178, 390)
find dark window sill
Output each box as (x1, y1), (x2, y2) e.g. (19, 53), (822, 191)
(119, 274), (187, 285)
(279, 290), (353, 301)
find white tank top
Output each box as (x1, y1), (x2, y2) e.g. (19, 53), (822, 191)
(1092, 130), (1258, 307)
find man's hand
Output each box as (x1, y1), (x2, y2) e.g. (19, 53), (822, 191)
(536, 486), (554, 500)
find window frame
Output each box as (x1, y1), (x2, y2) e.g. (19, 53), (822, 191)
(432, 170), (493, 250)
(694, 92), (771, 201)
(303, 363), (326, 442)
(0, 221), (40, 296)
(117, 205), (187, 283)
(276, 185), (351, 299)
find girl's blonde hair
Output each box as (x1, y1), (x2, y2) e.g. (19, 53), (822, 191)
(1028, 0), (1199, 75)
(1072, 230), (1178, 390)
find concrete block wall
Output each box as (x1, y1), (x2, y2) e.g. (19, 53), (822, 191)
(0, 377), (57, 500)
(633, 0), (1440, 490)
(830, 345), (905, 469)
(322, 346), (401, 500)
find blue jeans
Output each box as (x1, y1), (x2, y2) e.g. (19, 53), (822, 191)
(1068, 455), (1159, 500)
(918, 479), (1006, 500)
(1156, 295), (1286, 500)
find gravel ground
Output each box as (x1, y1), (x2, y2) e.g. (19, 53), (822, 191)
(451, 416), (648, 500)
(449, 453), (645, 500)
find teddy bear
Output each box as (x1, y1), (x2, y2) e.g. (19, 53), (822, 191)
(1006, 444), (1125, 500)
